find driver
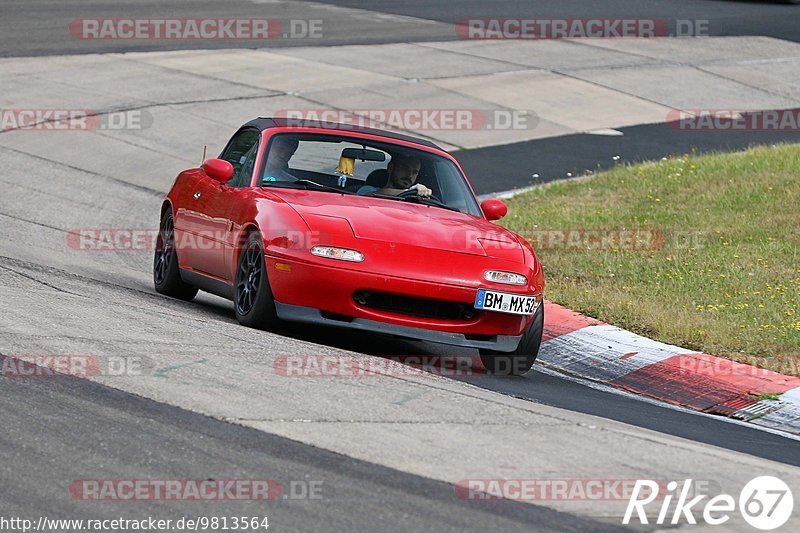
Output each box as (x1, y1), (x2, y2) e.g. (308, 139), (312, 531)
(263, 137), (299, 183)
(358, 155), (432, 197)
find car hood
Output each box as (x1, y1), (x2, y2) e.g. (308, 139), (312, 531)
(267, 189), (522, 259)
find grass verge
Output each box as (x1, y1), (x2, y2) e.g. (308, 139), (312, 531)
(501, 144), (800, 376)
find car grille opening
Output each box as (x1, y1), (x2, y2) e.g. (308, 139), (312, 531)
(464, 333), (497, 342)
(353, 291), (477, 321)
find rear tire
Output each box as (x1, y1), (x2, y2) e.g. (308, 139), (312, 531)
(480, 303), (544, 376)
(153, 209), (198, 301)
(234, 232), (278, 330)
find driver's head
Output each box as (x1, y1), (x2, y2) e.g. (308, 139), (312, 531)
(267, 137), (298, 169)
(387, 155), (421, 189)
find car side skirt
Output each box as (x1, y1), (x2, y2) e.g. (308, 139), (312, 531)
(180, 268), (234, 300)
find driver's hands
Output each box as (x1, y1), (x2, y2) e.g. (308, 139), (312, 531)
(408, 183), (433, 198)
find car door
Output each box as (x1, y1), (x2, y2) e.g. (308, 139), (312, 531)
(219, 137), (262, 279)
(180, 129), (259, 281)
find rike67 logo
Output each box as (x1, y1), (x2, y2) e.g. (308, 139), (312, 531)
(624, 477), (793, 530)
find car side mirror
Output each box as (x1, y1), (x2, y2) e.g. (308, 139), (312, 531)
(481, 198), (508, 221)
(202, 158), (234, 183)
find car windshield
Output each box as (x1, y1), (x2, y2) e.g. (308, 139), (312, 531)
(260, 133), (483, 217)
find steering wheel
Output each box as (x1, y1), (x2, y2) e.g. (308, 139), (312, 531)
(398, 188), (443, 203)
(398, 189), (421, 199)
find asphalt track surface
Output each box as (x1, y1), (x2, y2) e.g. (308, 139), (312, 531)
(0, 356), (617, 532)
(2, 0), (798, 196)
(252, 317), (800, 468)
(1, 0), (799, 57)
(2, 1), (800, 530)
(457, 120), (800, 195)
(315, 0), (800, 41)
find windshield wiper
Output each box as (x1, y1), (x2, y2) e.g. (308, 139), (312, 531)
(263, 179), (354, 195)
(399, 195), (462, 213)
(368, 192), (462, 213)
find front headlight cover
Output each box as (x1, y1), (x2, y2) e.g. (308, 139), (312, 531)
(311, 246), (365, 262)
(484, 270), (527, 286)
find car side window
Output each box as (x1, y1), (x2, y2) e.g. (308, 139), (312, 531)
(228, 141), (259, 188)
(221, 129), (259, 187)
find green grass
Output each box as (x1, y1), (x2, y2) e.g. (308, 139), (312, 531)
(501, 144), (800, 375)
(751, 393), (781, 402)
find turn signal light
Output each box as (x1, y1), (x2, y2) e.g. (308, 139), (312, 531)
(311, 246), (365, 262)
(484, 270), (527, 285)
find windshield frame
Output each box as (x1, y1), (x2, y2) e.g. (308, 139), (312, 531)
(255, 130), (484, 217)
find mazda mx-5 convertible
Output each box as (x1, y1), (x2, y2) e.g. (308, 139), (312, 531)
(154, 118), (545, 375)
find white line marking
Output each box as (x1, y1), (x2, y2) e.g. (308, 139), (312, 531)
(477, 174), (593, 201)
(585, 128), (624, 136)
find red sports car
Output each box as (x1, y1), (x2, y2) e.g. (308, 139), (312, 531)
(154, 118), (545, 375)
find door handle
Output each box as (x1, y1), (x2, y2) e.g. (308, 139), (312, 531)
(193, 192), (201, 200)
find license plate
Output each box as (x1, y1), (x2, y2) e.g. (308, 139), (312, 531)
(474, 289), (538, 316)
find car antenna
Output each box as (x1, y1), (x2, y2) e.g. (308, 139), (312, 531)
(200, 145), (207, 166)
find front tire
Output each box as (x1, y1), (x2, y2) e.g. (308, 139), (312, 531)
(480, 303), (544, 376)
(153, 209), (198, 301)
(234, 232), (278, 330)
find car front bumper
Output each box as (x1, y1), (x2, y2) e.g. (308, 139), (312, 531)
(266, 252), (541, 338)
(274, 301), (523, 352)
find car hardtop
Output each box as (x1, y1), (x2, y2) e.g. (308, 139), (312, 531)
(241, 117), (444, 151)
